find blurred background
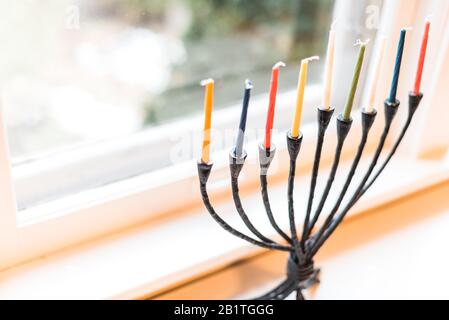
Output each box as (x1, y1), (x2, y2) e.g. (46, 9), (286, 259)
(0, 0), (385, 209)
(0, 0), (334, 162)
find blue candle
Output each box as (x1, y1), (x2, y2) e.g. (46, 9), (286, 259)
(389, 29), (408, 103)
(234, 79), (253, 158)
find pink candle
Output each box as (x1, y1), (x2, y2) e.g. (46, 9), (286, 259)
(414, 19), (430, 95)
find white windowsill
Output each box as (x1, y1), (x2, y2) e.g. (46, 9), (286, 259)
(0, 151), (448, 299)
(3, 85), (325, 271)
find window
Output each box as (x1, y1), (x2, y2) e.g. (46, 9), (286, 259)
(5, 0), (334, 161)
(7, 0), (448, 273)
(3, 0), (350, 210)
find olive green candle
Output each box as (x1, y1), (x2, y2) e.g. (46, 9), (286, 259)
(343, 42), (367, 120)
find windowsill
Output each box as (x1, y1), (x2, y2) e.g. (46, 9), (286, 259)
(13, 86), (321, 212)
(1, 152), (448, 299)
(158, 175), (449, 300)
(4, 85), (325, 271)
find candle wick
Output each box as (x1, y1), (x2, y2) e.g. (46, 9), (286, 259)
(425, 15), (433, 23)
(303, 56), (320, 62)
(331, 20), (338, 30)
(245, 79), (253, 90)
(273, 61), (286, 70)
(354, 39), (370, 47)
(401, 26), (414, 32)
(200, 78), (214, 86)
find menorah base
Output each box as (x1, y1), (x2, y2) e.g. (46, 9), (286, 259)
(255, 254), (320, 300)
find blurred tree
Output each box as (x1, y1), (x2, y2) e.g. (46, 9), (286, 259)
(115, 0), (167, 25)
(111, 0), (333, 56)
(185, 0), (292, 39)
(290, 0), (333, 58)
(106, 0), (334, 126)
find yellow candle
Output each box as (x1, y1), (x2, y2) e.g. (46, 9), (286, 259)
(365, 36), (386, 113)
(322, 28), (336, 110)
(201, 78), (214, 164)
(291, 56), (319, 138)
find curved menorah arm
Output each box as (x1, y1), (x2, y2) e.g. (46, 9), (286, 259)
(304, 116), (353, 242)
(260, 174), (292, 244)
(358, 93), (423, 199)
(258, 145), (292, 244)
(286, 133), (307, 260)
(309, 100), (400, 258)
(229, 152), (280, 244)
(311, 110), (377, 242)
(198, 162), (291, 252)
(300, 108), (334, 245)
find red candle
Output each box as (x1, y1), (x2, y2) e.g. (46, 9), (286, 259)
(414, 19), (430, 95)
(264, 62), (285, 150)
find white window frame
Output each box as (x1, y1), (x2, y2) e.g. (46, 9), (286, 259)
(0, 0), (447, 271)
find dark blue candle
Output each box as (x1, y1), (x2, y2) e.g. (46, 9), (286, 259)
(389, 29), (408, 103)
(234, 79), (253, 158)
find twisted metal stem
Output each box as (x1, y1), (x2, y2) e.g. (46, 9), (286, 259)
(285, 134), (305, 261)
(310, 102), (399, 258)
(358, 106), (418, 199)
(301, 108), (333, 244)
(305, 139), (344, 239)
(260, 174), (292, 244)
(312, 111), (376, 243)
(301, 126), (327, 246)
(198, 164), (291, 252)
(254, 278), (296, 300)
(288, 158), (303, 259)
(296, 290), (305, 300)
(305, 117), (352, 242)
(255, 254), (319, 300)
(231, 175), (277, 243)
(273, 282), (298, 300)
(315, 137), (368, 241)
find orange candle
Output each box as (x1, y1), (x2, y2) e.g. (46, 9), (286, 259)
(201, 79), (214, 164)
(264, 62), (285, 150)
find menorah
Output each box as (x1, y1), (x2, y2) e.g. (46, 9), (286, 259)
(197, 92), (423, 300)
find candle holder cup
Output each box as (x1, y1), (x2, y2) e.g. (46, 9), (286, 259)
(197, 93), (423, 300)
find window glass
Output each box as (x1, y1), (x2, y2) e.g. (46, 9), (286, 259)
(2, 0), (334, 162)
(5, 0), (388, 210)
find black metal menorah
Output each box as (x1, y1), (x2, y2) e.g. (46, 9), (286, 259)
(197, 92), (423, 300)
